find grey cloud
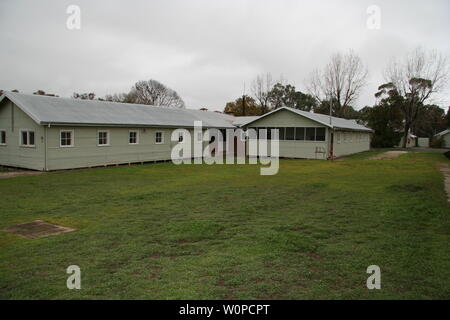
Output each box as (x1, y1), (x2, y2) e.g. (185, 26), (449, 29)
(0, 0), (449, 110)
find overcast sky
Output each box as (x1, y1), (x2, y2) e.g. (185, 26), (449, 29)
(0, 0), (449, 111)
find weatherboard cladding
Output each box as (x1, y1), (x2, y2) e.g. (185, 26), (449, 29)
(240, 107), (372, 132)
(0, 92), (372, 132)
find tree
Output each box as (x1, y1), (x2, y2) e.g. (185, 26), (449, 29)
(445, 107), (450, 128)
(306, 50), (368, 118)
(131, 79), (185, 108)
(73, 92), (96, 100)
(314, 98), (359, 119)
(34, 90), (58, 97)
(362, 102), (403, 148)
(223, 95), (261, 116)
(104, 92), (137, 104)
(267, 82), (317, 111)
(377, 48), (448, 147)
(412, 104), (447, 138)
(251, 73), (274, 114)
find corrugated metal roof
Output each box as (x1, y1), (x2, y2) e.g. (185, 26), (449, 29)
(0, 92), (373, 132)
(240, 107), (373, 132)
(231, 116), (260, 126)
(0, 92), (236, 128)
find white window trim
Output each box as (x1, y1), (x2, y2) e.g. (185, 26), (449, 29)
(155, 131), (164, 144)
(129, 130), (139, 145)
(19, 129), (35, 147)
(60, 129), (74, 148)
(0, 129), (6, 146)
(98, 130), (110, 146)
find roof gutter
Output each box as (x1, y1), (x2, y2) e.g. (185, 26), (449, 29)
(39, 122), (237, 130)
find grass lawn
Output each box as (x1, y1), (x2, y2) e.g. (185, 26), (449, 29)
(0, 151), (449, 299)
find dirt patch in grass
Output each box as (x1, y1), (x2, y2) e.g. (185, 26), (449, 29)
(438, 163), (450, 202)
(0, 170), (45, 179)
(2, 220), (75, 239)
(366, 151), (408, 160)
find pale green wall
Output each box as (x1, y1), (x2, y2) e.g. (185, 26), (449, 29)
(245, 109), (329, 159)
(46, 126), (198, 170)
(442, 133), (450, 148)
(0, 100), (46, 170)
(333, 131), (371, 157)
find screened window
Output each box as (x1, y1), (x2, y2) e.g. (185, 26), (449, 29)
(155, 131), (163, 144)
(316, 128), (326, 141)
(129, 131), (138, 144)
(20, 130), (35, 147)
(277, 127), (285, 140)
(285, 127), (295, 140)
(60, 130), (73, 147)
(295, 127), (305, 141)
(0, 130), (6, 145)
(98, 131), (109, 146)
(305, 128), (315, 141)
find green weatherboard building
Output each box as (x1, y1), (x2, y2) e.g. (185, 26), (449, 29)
(0, 92), (372, 171)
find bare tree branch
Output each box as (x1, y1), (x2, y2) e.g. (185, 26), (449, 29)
(306, 50), (368, 116)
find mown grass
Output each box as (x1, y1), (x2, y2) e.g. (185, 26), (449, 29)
(0, 151), (449, 299)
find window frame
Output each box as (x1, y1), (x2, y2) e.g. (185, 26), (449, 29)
(97, 130), (110, 147)
(155, 131), (164, 144)
(20, 129), (35, 147)
(0, 129), (6, 145)
(60, 129), (74, 148)
(305, 127), (316, 141)
(315, 127), (326, 142)
(128, 130), (139, 145)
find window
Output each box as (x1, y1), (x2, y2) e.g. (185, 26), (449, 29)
(305, 128), (315, 141)
(277, 127), (285, 140)
(98, 131), (109, 146)
(155, 131), (163, 144)
(285, 127), (295, 140)
(0, 130), (6, 145)
(316, 128), (326, 141)
(60, 130), (74, 147)
(295, 127), (305, 141)
(20, 130), (35, 147)
(129, 130), (139, 144)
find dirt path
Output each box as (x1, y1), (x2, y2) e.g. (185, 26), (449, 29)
(366, 151), (408, 160)
(438, 163), (450, 203)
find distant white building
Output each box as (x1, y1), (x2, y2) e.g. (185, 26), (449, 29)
(397, 132), (418, 148)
